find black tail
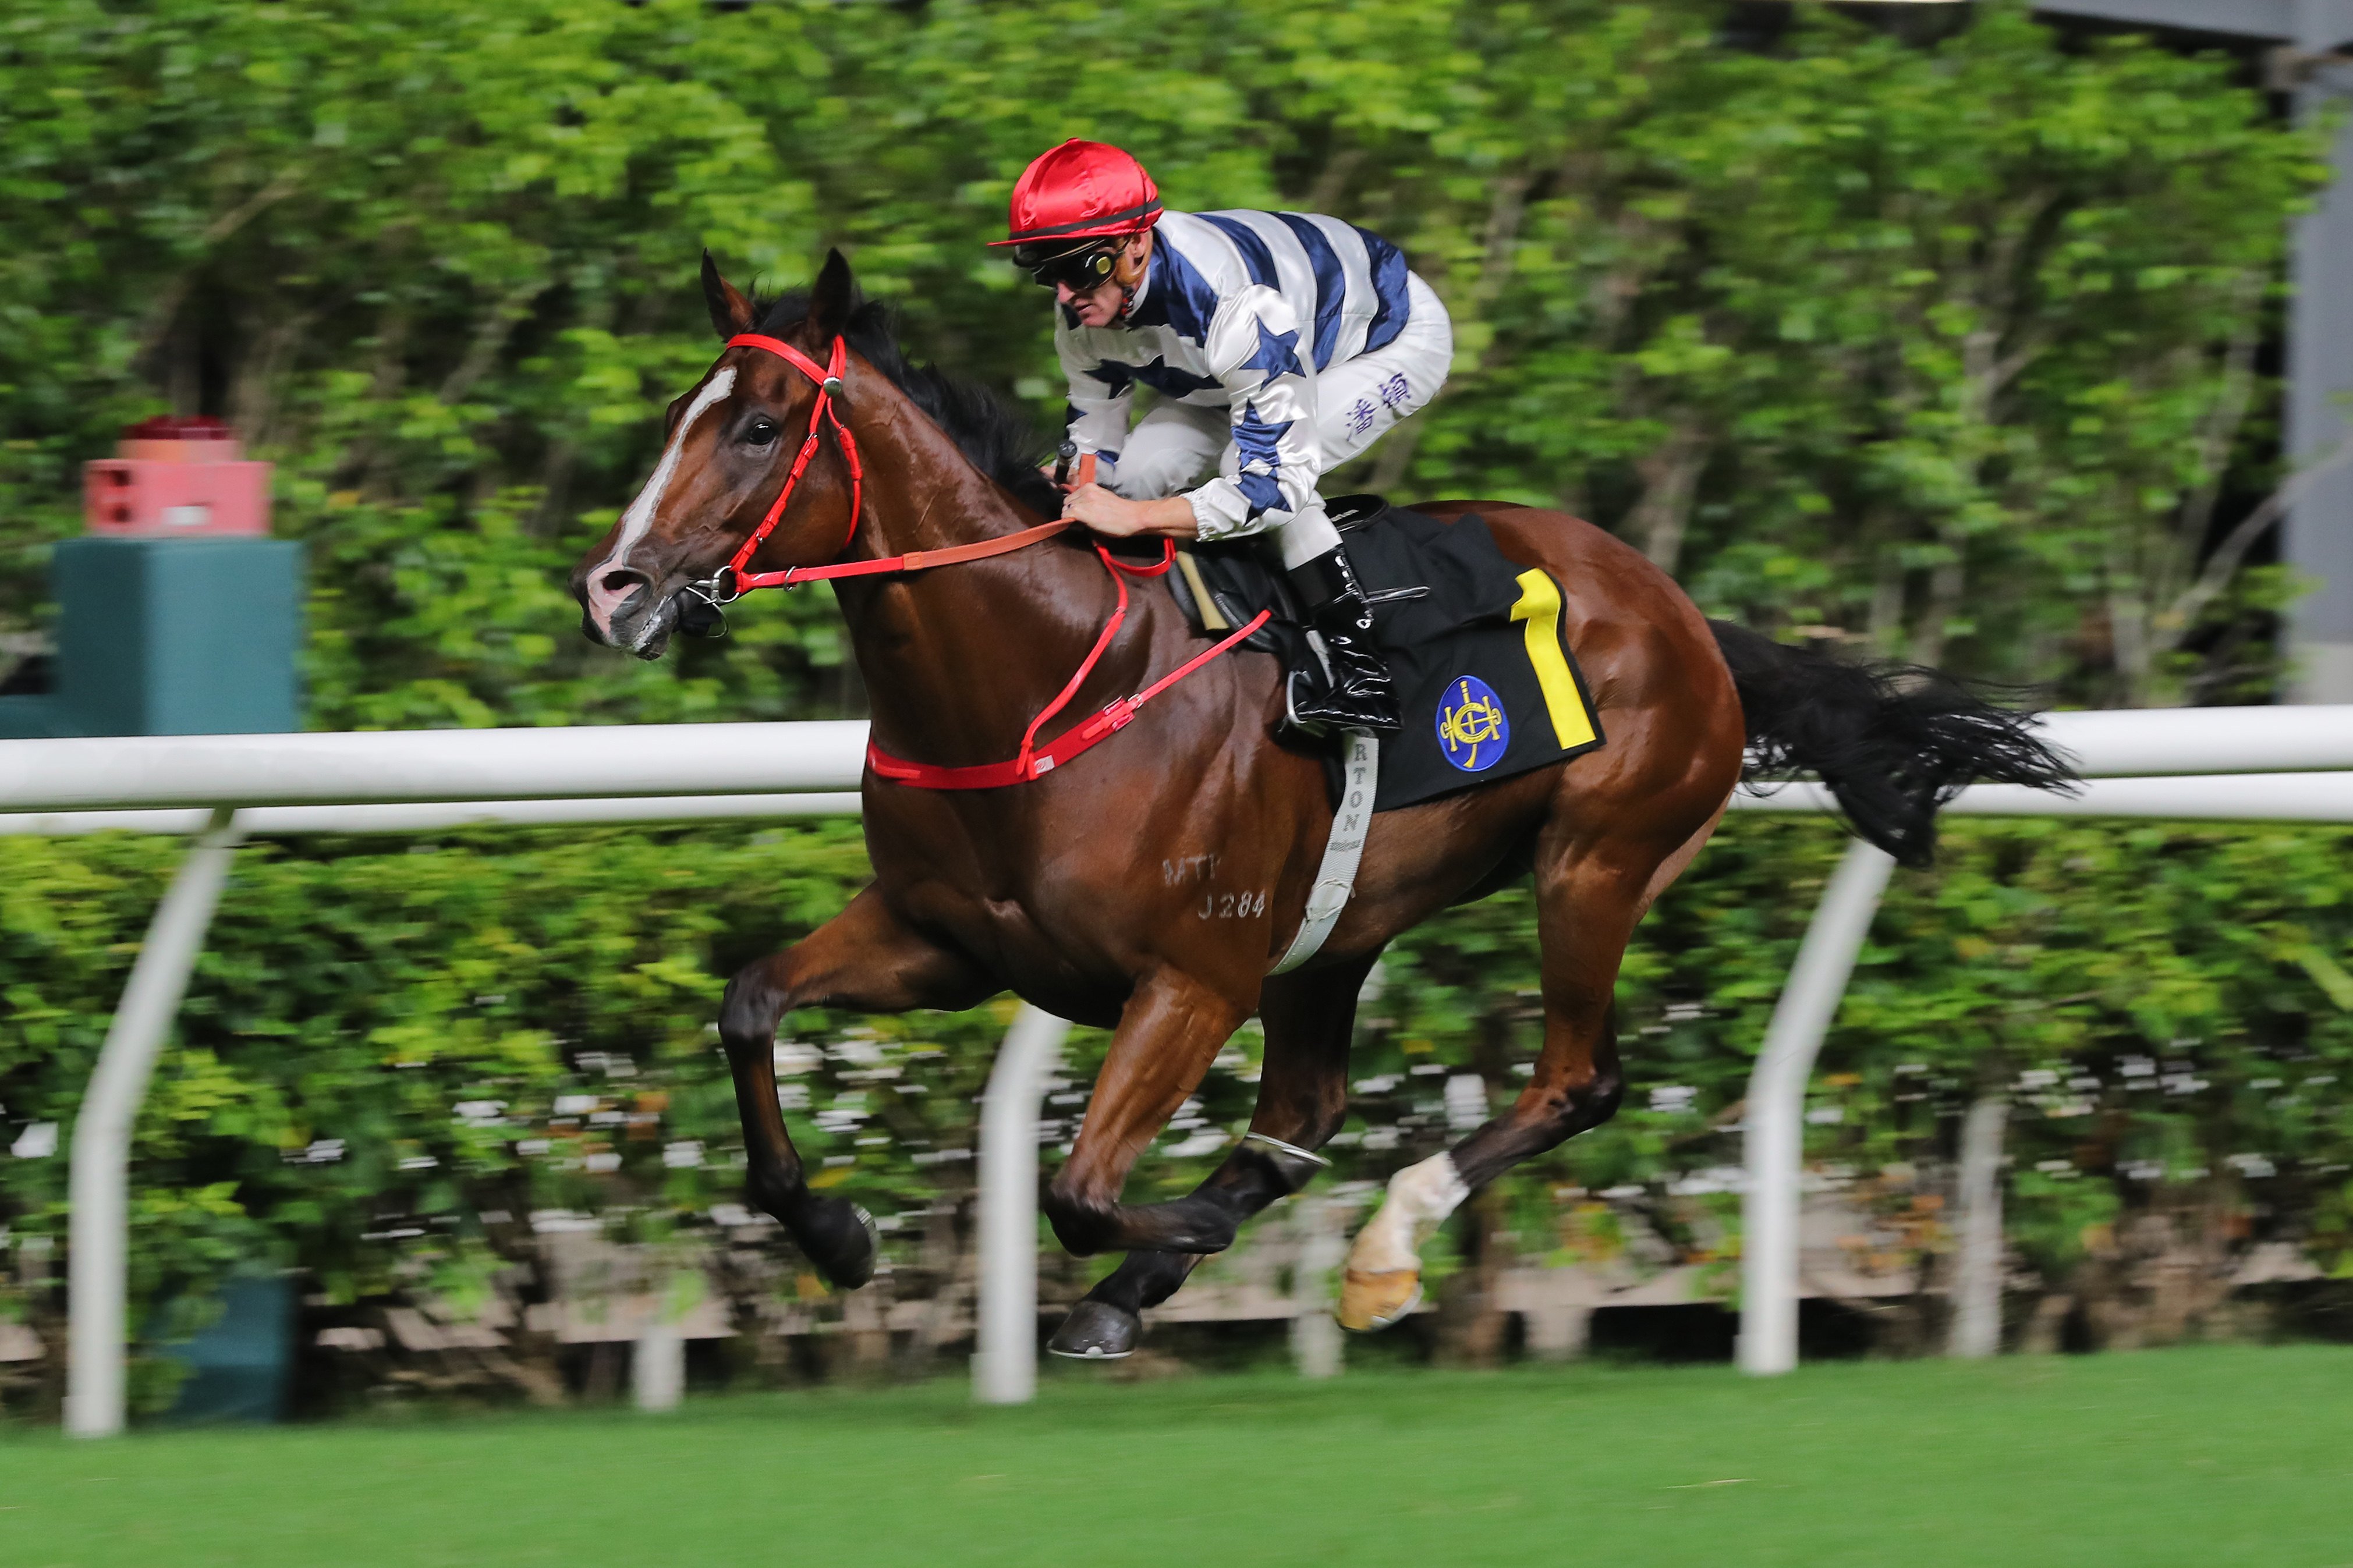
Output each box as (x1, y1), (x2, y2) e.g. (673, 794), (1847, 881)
(1709, 621), (2077, 868)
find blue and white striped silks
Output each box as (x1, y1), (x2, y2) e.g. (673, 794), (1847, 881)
(1056, 210), (1446, 545)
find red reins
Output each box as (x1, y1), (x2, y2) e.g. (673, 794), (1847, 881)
(704, 331), (1271, 790)
(868, 543), (1269, 790)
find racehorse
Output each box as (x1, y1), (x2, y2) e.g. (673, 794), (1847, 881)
(569, 250), (2071, 1353)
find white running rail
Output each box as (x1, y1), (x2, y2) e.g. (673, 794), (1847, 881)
(9, 705), (2353, 1428)
(1727, 704), (2353, 1375)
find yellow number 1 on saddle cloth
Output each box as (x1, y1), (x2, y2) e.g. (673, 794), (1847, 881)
(1508, 568), (1599, 751)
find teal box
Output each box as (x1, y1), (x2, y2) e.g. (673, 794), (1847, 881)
(42, 537), (303, 736)
(155, 1273), (296, 1425)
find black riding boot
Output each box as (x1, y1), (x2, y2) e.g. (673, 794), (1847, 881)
(1287, 545), (1401, 733)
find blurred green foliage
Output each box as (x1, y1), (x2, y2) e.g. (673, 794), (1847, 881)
(2, 818), (2348, 1394)
(2, 0), (2347, 1386)
(0, 0), (2326, 717)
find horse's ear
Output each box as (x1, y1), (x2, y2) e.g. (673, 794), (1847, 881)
(809, 248), (858, 340)
(701, 250), (755, 340)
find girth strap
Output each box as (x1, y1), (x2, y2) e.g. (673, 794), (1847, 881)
(1268, 730), (1379, 973)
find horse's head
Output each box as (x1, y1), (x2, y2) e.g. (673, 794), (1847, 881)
(569, 249), (864, 657)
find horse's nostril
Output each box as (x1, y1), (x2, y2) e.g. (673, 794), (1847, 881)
(600, 570), (647, 597)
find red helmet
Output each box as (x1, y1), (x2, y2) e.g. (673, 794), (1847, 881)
(989, 139), (1161, 250)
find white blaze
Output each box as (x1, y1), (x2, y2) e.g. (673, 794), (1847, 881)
(586, 366), (738, 638)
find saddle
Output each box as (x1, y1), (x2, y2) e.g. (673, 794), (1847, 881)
(1161, 496), (1606, 811)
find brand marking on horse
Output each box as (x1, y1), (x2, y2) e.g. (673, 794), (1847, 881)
(590, 366), (738, 642)
(1162, 854), (1220, 886)
(1198, 890), (1268, 920)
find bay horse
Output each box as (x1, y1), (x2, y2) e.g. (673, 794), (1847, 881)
(569, 251), (2069, 1353)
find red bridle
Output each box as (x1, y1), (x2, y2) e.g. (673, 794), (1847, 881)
(687, 329), (1270, 790)
(703, 332), (864, 599)
(688, 332), (1076, 606)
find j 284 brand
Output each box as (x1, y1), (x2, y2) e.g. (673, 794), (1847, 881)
(1199, 890), (1268, 920)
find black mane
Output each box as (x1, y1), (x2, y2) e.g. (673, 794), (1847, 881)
(752, 290), (1059, 517)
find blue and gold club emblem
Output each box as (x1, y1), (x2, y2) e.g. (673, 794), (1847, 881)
(1435, 675), (1510, 772)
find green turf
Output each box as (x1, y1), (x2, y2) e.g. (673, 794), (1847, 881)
(5, 1346), (2351, 1567)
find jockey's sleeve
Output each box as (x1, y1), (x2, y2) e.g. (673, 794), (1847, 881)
(1054, 317), (1134, 466)
(1183, 286), (1321, 542)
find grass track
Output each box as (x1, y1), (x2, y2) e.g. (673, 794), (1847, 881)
(5, 1346), (2351, 1567)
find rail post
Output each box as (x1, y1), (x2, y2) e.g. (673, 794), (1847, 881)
(973, 1005), (1071, 1405)
(633, 1322), (685, 1412)
(1948, 1096), (2010, 1359)
(1737, 838), (1894, 1378)
(66, 806), (244, 1436)
(1289, 1194), (1349, 1379)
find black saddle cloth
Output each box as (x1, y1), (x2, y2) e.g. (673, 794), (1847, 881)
(1164, 495), (1606, 811)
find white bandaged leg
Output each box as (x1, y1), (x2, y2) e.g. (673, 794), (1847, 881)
(1347, 1152), (1470, 1274)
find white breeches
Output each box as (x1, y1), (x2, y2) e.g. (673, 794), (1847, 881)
(1105, 274), (1454, 569)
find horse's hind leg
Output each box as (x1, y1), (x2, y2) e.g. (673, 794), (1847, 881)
(1049, 953), (1377, 1359)
(717, 885), (991, 1289)
(1337, 843), (1653, 1332)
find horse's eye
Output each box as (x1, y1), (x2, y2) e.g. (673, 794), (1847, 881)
(743, 418), (779, 448)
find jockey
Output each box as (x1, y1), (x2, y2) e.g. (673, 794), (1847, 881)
(993, 139), (1454, 733)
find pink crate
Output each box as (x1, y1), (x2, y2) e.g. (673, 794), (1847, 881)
(84, 456), (272, 537)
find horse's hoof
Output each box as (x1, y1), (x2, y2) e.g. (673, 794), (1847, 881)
(1337, 1267), (1421, 1332)
(796, 1195), (878, 1290)
(1046, 1300), (1141, 1360)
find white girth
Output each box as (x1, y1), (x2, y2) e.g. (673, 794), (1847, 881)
(1270, 729), (1378, 974)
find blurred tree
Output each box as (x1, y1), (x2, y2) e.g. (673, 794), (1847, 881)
(0, 1), (2324, 722)
(2, 0), (2345, 1398)
(4, 815), (2347, 1405)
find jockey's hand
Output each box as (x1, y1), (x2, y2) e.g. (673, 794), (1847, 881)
(1062, 484), (1198, 540)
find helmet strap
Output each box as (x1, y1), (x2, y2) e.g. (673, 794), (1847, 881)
(1112, 232), (1151, 324)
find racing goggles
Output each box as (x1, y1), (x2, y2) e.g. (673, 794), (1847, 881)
(1014, 239), (1125, 292)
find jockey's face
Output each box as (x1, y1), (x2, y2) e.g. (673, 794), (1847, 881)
(1057, 232), (1152, 328)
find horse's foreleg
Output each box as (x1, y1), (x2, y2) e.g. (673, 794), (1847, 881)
(1050, 954), (1376, 1358)
(717, 885), (990, 1290)
(1040, 970), (1251, 1258)
(1338, 850), (1646, 1332)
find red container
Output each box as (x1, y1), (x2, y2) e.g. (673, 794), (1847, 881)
(84, 417), (271, 537)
